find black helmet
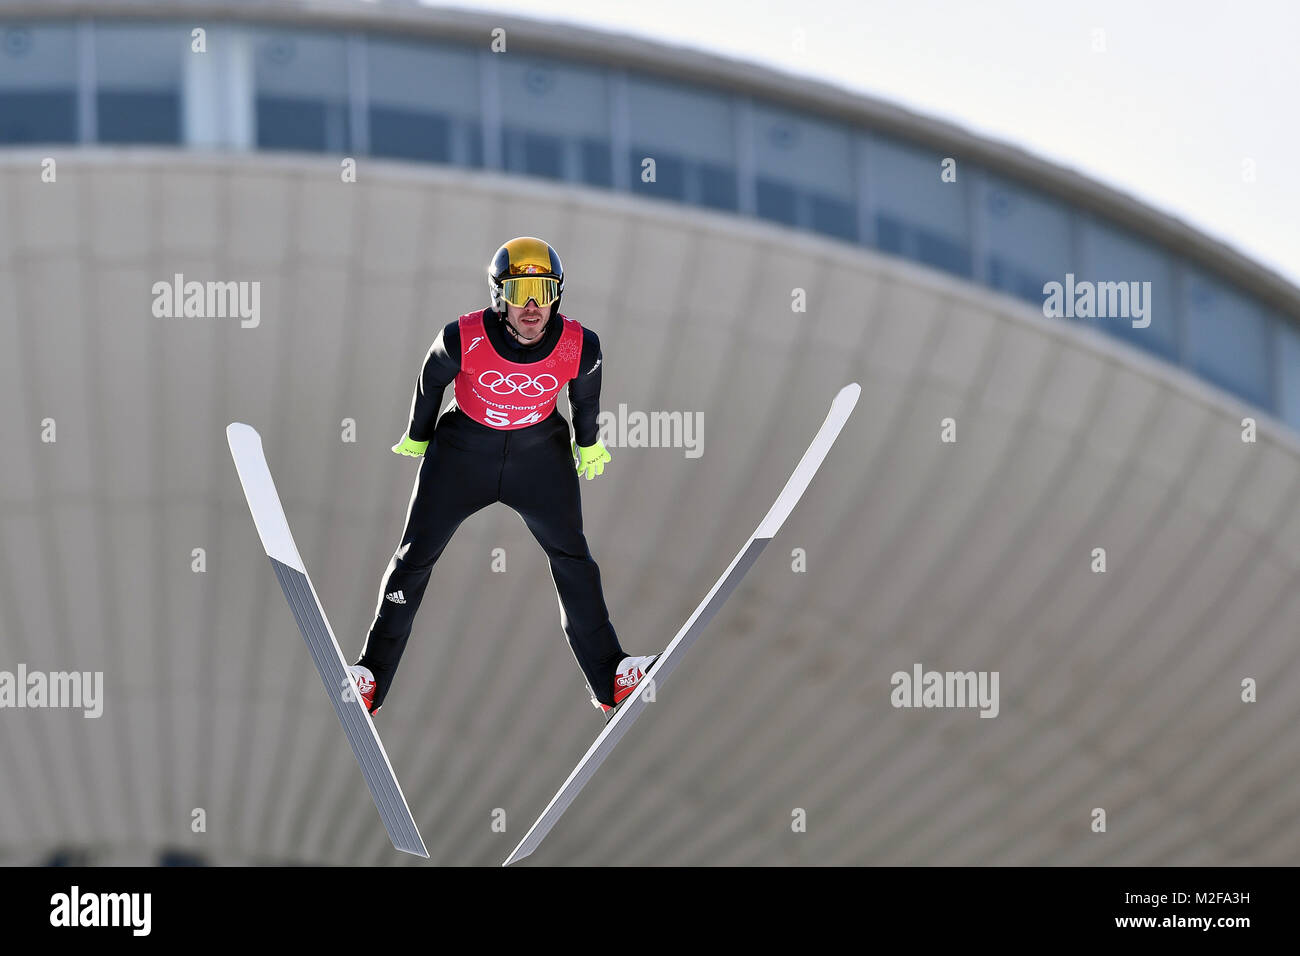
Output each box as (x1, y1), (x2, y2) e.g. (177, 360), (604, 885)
(487, 236), (564, 313)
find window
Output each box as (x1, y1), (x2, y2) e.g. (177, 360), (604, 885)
(810, 193), (857, 241)
(752, 103), (857, 240)
(581, 137), (612, 186)
(867, 136), (972, 277)
(983, 175), (1074, 304)
(633, 150), (685, 199)
(254, 30), (350, 152)
(506, 129), (563, 179)
(367, 36), (482, 166)
(756, 178), (797, 225)
(1275, 315), (1300, 430)
(1078, 217), (1178, 361)
(0, 24), (77, 144)
(627, 75), (737, 210)
(698, 162), (737, 210)
(95, 23), (186, 144)
(498, 59), (610, 183)
(1183, 270), (1271, 408)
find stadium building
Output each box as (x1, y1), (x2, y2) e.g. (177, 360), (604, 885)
(1, 0), (1297, 865)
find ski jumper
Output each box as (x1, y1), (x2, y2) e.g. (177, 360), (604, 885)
(357, 307), (627, 709)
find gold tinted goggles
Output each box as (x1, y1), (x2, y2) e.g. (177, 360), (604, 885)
(501, 275), (560, 308)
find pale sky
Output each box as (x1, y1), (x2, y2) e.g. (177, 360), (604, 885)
(427, 0), (1299, 289)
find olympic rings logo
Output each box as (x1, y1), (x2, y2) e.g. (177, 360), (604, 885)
(478, 370), (559, 397)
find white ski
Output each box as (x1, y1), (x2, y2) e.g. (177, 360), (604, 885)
(226, 423), (428, 858)
(503, 382), (861, 865)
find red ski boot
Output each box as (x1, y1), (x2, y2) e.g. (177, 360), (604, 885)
(590, 655), (659, 722)
(349, 664), (380, 716)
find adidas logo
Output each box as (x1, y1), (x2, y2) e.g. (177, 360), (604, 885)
(385, 590), (407, 604)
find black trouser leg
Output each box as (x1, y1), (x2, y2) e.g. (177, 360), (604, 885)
(358, 438), (494, 708)
(500, 425), (627, 705)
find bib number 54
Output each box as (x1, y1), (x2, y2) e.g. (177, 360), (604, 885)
(485, 408), (544, 427)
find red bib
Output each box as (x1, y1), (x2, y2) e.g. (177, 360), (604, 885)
(454, 309), (584, 430)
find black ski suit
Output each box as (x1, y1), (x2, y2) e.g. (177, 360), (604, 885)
(355, 306), (627, 709)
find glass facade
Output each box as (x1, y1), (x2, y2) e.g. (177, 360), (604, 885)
(983, 174), (1075, 304)
(1184, 270), (1272, 410)
(367, 37), (482, 166)
(94, 23), (185, 144)
(752, 103), (857, 240)
(253, 29), (350, 152)
(0, 24), (77, 143)
(0, 15), (1296, 430)
(626, 75), (737, 210)
(499, 58), (610, 185)
(1077, 217), (1179, 362)
(867, 135), (972, 277)
(1276, 317), (1300, 427)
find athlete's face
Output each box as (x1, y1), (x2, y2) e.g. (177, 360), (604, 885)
(504, 298), (552, 343)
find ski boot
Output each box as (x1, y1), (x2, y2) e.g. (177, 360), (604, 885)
(349, 664), (380, 716)
(589, 655), (659, 723)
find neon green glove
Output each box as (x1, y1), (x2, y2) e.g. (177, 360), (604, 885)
(572, 439), (611, 480)
(391, 434), (429, 458)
